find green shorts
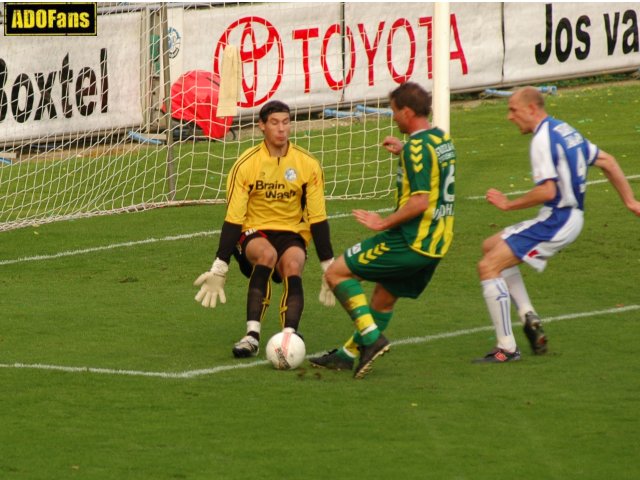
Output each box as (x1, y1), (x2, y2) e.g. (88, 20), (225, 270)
(343, 229), (440, 299)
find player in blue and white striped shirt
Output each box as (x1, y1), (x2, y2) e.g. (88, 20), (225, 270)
(475, 86), (640, 363)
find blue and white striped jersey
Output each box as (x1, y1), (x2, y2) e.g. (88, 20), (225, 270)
(530, 116), (599, 210)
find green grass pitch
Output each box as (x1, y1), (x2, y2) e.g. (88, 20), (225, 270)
(1, 82), (639, 479)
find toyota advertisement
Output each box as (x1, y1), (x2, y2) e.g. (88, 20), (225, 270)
(1, 2), (639, 142)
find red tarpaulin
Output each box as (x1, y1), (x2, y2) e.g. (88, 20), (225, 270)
(162, 70), (233, 139)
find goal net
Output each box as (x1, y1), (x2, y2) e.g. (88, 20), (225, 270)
(0, 2), (451, 232)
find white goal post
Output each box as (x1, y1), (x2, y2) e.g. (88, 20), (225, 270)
(433, 2), (451, 134)
(0, 2), (454, 232)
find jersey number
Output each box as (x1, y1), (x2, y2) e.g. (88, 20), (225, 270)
(443, 164), (455, 203)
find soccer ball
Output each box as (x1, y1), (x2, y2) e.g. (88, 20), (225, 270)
(265, 330), (306, 370)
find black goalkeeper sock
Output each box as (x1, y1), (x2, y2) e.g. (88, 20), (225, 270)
(247, 264), (273, 330)
(281, 275), (304, 331)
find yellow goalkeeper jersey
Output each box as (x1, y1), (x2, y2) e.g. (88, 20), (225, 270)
(224, 141), (328, 245)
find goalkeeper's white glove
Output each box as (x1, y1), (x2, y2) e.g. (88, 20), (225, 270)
(194, 258), (229, 308)
(318, 258), (336, 307)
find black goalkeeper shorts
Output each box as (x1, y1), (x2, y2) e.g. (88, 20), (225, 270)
(232, 229), (307, 284)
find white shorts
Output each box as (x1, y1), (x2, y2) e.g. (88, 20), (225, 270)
(502, 207), (584, 272)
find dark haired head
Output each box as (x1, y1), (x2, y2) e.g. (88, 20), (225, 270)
(389, 82), (431, 118)
(259, 100), (291, 123)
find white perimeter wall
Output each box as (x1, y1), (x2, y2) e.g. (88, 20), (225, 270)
(1, 3), (638, 141)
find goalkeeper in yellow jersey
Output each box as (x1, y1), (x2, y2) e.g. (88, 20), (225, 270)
(310, 82), (456, 378)
(194, 100), (336, 358)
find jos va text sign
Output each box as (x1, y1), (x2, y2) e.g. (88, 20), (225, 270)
(4, 3), (97, 36)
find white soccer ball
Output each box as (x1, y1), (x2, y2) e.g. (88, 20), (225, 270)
(265, 330), (306, 370)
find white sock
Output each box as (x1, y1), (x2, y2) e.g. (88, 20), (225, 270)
(502, 266), (534, 323)
(246, 320), (261, 335)
(481, 277), (517, 352)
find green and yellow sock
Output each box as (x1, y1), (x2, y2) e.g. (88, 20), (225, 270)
(344, 308), (393, 356)
(334, 279), (379, 346)
(340, 337), (359, 359)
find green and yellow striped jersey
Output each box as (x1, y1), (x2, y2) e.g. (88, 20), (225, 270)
(395, 127), (456, 258)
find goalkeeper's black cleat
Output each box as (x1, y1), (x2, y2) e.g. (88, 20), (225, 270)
(473, 347), (521, 363)
(232, 335), (259, 358)
(309, 349), (354, 371)
(354, 334), (390, 379)
(523, 311), (548, 355)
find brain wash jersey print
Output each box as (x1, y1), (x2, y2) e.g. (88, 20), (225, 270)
(224, 141), (329, 244)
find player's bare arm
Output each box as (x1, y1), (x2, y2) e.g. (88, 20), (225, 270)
(594, 150), (640, 216)
(486, 180), (556, 211)
(382, 136), (403, 155)
(353, 193), (428, 231)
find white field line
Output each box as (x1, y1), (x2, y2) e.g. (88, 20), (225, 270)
(0, 231), (215, 266)
(3, 171), (639, 267)
(1, 304), (637, 379)
(2, 173), (639, 268)
(0, 211), (365, 267)
(465, 174), (640, 200)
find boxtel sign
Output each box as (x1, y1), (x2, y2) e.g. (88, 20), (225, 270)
(4, 3), (97, 36)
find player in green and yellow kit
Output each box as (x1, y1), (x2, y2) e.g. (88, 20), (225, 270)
(310, 82), (456, 378)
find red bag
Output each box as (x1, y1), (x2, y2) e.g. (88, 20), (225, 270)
(162, 70), (233, 139)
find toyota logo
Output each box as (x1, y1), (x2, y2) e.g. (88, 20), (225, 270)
(214, 17), (284, 108)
